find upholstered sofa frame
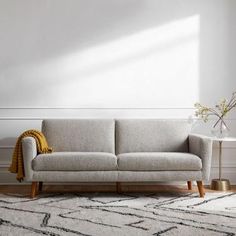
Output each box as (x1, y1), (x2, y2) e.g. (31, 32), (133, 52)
(22, 119), (212, 198)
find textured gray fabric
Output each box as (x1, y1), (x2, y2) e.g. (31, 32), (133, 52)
(42, 119), (115, 153)
(117, 152), (202, 171)
(22, 120), (209, 184)
(32, 171), (118, 182)
(32, 170), (202, 182)
(22, 137), (37, 181)
(118, 171), (202, 181)
(32, 152), (117, 171)
(189, 134), (213, 181)
(116, 119), (191, 154)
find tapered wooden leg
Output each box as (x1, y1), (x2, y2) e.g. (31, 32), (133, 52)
(197, 181), (205, 198)
(31, 182), (38, 198)
(187, 181), (192, 190)
(38, 182), (43, 192)
(116, 182), (122, 193)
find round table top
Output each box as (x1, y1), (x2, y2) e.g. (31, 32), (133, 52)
(210, 137), (236, 142)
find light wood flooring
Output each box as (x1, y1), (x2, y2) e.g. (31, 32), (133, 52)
(0, 183), (235, 195)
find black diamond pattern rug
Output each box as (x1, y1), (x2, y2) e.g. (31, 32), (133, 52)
(0, 192), (236, 235)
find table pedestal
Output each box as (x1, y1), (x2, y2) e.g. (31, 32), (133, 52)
(211, 140), (231, 191)
(211, 179), (231, 191)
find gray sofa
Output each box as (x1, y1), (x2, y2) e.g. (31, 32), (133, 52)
(22, 119), (212, 198)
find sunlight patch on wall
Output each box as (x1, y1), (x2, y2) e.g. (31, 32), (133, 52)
(53, 15), (200, 107)
(2, 15), (200, 108)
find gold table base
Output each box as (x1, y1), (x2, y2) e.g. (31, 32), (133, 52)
(211, 179), (231, 191)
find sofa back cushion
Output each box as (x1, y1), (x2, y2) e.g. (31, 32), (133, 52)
(116, 119), (191, 154)
(42, 119), (115, 153)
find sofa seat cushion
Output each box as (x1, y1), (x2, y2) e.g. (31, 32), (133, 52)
(32, 152), (117, 171)
(117, 152), (202, 171)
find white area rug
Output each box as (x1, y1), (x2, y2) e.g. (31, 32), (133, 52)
(0, 192), (236, 236)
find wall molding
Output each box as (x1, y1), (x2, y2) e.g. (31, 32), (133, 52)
(0, 117), (55, 120)
(0, 107), (195, 110)
(0, 117), (187, 120)
(0, 117), (194, 120)
(1, 117), (236, 121)
(0, 146), (14, 149)
(0, 163), (10, 168)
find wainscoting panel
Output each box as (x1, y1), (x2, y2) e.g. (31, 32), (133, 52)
(0, 120), (42, 146)
(0, 108), (236, 184)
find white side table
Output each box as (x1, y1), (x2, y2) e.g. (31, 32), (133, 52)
(210, 137), (236, 191)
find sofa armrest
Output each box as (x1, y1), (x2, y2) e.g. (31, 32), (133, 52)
(22, 137), (37, 181)
(189, 134), (213, 181)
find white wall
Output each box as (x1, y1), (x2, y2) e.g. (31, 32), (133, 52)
(0, 0), (236, 184)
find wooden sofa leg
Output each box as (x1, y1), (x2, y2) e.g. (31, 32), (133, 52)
(31, 182), (38, 198)
(197, 181), (205, 198)
(38, 182), (43, 192)
(187, 181), (192, 190)
(116, 182), (122, 193)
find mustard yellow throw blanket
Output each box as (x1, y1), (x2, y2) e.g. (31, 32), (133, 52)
(9, 130), (52, 182)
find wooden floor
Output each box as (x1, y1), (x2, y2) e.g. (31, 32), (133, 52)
(0, 184), (236, 195)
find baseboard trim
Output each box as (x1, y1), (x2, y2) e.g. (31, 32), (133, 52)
(1, 168), (236, 184)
